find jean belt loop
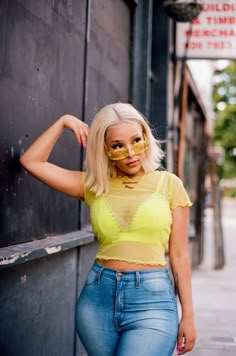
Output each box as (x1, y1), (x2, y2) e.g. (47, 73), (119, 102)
(135, 271), (140, 288)
(96, 267), (104, 284)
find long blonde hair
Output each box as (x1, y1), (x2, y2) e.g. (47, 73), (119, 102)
(84, 103), (164, 195)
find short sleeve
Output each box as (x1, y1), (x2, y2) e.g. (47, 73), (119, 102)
(168, 173), (193, 209)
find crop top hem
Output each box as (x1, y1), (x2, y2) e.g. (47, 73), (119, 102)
(95, 255), (167, 267)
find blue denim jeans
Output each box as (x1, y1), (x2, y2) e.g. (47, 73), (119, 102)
(76, 261), (178, 356)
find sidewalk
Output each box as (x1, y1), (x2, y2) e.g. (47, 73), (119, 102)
(189, 198), (236, 355)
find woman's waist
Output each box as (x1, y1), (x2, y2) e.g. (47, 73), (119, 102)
(93, 260), (169, 282)
(96, 258), (166, 271)
(96, 240), (167, 268)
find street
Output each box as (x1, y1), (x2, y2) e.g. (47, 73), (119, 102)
(189, 198), (236, 355)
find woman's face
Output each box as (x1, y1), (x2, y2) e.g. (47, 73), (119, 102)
(105, 122), (146, 177)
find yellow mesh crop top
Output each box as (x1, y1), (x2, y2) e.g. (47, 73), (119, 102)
(82, 171), (192, 266)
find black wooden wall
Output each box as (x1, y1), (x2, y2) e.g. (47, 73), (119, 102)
(0, 0), (131, 247)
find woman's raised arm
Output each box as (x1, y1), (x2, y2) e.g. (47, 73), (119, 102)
(20, 115), (89, 200)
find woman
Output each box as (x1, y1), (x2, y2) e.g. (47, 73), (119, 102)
(20, 103), (196, 356)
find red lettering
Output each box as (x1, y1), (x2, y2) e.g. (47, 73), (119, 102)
(207, 41), (232, 49)
(192, 17), (200, 25)
(185, 42), (202, 49)
(203, 3), (236, 12)
(206, 16), (213, 24)
(185, 29), (236, 38)
(206, 16), (236, 25)
(223, 4), (232, 11)
(229, 17), (236, 24)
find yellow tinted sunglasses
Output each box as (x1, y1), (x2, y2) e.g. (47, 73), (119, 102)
(107, 139), (149, 161)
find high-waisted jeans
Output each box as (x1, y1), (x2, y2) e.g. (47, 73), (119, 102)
(76, 261), (178, 356)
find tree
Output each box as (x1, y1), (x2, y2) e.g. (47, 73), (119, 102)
(212, 61), (236, 178)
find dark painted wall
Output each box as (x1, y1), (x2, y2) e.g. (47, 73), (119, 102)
(85, 0), (131, 122)
(0, 0), (131, 247)
(1, 250), (78, 356)
(150, 1), (170, 147)
(0, 241), (98, 356)
(0, 0), (87, 247)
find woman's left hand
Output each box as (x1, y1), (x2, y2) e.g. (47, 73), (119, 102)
(176, 317), (196, 354)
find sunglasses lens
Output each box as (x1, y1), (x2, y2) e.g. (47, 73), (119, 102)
(110, 149), (126, 160)
(108, 140), (148, 160)
(133, 141), (146, 154)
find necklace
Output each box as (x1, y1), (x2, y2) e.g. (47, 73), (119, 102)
(122, 180), (139, 189)
(118, 175), (143, 189)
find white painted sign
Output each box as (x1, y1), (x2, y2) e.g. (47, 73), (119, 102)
(176, 1), (236, 59)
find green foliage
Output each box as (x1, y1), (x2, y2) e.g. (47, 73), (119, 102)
(213, 61), (236, 108)
(224, 187), (236, 198)
(212, 61), (236, 178)
(219, 159), (236, 179)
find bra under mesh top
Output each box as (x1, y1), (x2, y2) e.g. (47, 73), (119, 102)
(82, 170), (192, 266)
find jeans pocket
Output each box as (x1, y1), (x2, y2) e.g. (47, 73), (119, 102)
(84, 268), (98, 286)
(142, 277), (171, 297)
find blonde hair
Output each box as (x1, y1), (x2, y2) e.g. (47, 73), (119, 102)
(84, 103), (164, 195)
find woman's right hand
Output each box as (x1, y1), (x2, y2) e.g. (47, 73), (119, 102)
(62, 115), (90, 149)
